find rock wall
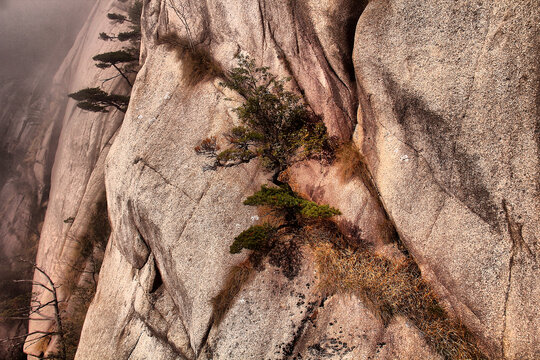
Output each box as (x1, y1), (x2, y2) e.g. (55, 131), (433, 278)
(16, 0), (535, 359)
(353, 1), (539, 358)
(23, 0), (132, 357)
(0, 1), (95, 358)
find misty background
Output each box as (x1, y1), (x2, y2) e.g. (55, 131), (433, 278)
(0, 2), (96, 357)
(0, 0), (96, 81)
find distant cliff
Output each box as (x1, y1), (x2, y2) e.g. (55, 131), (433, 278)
(0, 1), (94, 358)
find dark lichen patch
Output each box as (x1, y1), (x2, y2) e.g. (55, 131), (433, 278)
(307, 337), (355, 358)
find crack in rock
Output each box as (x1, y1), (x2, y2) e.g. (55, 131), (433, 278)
(134, 156), (196, 202)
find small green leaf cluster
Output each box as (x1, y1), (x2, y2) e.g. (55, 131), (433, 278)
(244, 185), (304, 209)
(229, 185), (340, 255)
(230, 224), (276, 254)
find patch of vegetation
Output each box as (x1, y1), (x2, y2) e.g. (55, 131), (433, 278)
(69, 0), (142, 113)
(196, 56), (339, 326)
(157, 32), (223, 86)
(311, 226), (486, 360)
(92, 50), (138, 87)
(230, 224), (276, 254)
(62, 279), (97, 360)
(229, 185), (340, 255)
(196, 55), (485, 360)
(196, 55), (331, 175)
(68, 88), (130, 113)
(105, 0), (142, 41)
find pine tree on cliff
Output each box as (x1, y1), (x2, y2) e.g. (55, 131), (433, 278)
(68, 87), (130, 113)
(92, 50), (138, 87)
(69, 0), (143, 113)
(102, 1), (143, 44)
(195, 55), (339, 255)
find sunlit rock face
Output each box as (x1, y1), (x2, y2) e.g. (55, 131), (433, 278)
(11, 0), (535, 359)
(77, 1), (435, 359)
(353, 1), (539, 358)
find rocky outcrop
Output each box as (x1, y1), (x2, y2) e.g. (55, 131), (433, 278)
(23, 0), (131, 357)
(0, 2), (95, 358)
(354, 1), (539, 358)
(71, 1), (500, 360)
(12, 0), (533, 359)
(76, 0), (442, 359)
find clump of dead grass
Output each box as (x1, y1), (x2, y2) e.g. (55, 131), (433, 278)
(310, 228), (486, 360)
(335, 142), (382, 200)
(157, 32), (223, 86)
(210, 260), (254, 327)
(336, 142), (365, 182)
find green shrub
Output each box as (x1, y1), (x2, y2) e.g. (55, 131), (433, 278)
(195, 54), (330, 174)
(244, 185), (340, 220)
(300, 202), (341, 219)
(243, 185), (304, 209)
(229, 224), (276, 254)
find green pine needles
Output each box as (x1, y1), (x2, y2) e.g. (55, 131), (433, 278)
(243, 185), (340, 219)
(195, 55), (330, 175)
(195, 54), (340, 258)
(230, 185), (341, 255)
(230, 224), (276, 254)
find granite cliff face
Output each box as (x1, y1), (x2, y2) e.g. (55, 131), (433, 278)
(19, 0), (539, 359)
(21, 0), (130, 358)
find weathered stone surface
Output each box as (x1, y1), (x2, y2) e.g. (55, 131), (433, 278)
(27, 0), (536, 359)
(373, 316), (442, 360)
(353, 1), (539, 358)
(77, 1), (441, 359)
(0, 3), (96, 356)
(287, 160), (401, 257)
(74, 246), (193, 359)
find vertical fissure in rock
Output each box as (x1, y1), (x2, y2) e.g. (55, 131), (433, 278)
(150, 260), (164, 294)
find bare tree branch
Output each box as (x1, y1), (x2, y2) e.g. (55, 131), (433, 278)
(168, 0), (195, 51)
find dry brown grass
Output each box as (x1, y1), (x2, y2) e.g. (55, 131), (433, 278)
(335, 142), (381, 200)
(210, 260), (254, 327)
(311, 231), (486, 360)
(157, 32), (224, 86)
(336, 142), (364, 182)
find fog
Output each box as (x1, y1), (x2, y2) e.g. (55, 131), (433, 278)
(0, 0), (96, 81)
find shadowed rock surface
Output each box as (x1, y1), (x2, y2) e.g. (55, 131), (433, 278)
(0, 1), (95, 358)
